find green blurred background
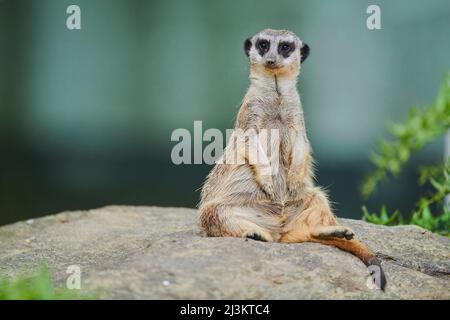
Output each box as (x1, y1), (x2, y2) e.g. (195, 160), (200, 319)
(1, 0), (449, 225)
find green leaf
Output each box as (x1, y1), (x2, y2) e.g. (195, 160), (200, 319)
(362, 73), (450, 198)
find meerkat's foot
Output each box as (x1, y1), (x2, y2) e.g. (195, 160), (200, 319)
(246, 232), (268, 242)
(314, 226), (354, 240)
(244, 229), (274, 242)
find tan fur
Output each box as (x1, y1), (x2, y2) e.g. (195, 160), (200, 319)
(198, 29), (385, 288)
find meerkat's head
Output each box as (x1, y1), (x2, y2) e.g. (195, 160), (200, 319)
(244, 29), (309, 78)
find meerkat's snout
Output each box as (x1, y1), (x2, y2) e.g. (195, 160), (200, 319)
(265, 58), (277, 68)
(264, 56), (280, 69)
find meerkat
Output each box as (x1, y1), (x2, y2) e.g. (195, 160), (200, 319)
(198, 29), (386, 290)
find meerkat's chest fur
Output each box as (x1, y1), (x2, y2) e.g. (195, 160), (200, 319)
(242, 79), (305, 167)
(252, 98), (297, 126)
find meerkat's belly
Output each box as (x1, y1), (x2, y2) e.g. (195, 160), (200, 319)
(202, 108), (298, 206)
(260, 113), (294, 200)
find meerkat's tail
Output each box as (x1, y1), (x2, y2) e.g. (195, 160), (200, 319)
(315, 238), (387, 290)
(365, 255), (387, 291)
(337, 239), (386, 290)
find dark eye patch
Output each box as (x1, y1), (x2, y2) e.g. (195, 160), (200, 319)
(255, 39), (270, 56)
(278, 41), (295, 58)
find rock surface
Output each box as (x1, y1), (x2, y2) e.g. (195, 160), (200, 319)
(0, 206), (449, 299)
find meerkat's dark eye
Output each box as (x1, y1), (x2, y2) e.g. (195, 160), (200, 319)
(282, 44), (291, 51)
(256, 39), (270, 56)
(278, 41), (295, 58)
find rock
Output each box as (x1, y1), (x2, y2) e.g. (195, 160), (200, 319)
(0, 206), (449, 299)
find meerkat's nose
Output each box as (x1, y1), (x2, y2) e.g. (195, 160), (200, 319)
(266, 59), (277, 68)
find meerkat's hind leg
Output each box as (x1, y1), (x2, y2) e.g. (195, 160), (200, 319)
(199, 203), (281, 242)
(279, 190), (387, 290)
(234, 206), (281, 242)
(311, 225), (355, 240)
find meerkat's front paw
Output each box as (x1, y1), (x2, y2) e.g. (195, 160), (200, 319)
(287, 176), (301, 198)
(287, 182), (298, 197)
(259, 177), (275, 198)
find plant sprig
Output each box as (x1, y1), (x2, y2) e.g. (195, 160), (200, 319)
(361, 72), (450, 198)
(361, 72), (450, 237)
(0, 264), (96, 300)
(362, 205), (403, 226)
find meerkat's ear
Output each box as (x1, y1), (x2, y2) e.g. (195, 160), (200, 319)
(244, 37), (252, 57)
(300, 43), (310, 63)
